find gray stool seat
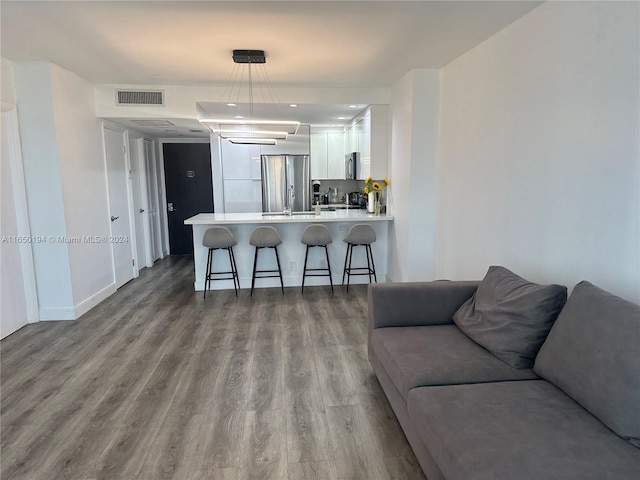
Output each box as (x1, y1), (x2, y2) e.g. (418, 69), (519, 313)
(203, 227), (237, 249)
(249, 226), (284, 296)
(250, 226), (283, 248)
(302, 224), (333, 246)
(343, 224), (376, 245)
(301, 225), (334, 294)
(202, 227), (240, 298)
(342, 224), (377, 292)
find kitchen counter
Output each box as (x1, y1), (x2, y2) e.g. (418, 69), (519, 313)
(184, 211), (393, 291)
(184, 209), (392, 225)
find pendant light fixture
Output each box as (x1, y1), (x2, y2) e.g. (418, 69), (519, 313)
(199, 50), (300, 145)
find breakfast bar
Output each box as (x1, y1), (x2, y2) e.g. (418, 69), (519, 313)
(184, 210), (393, 291)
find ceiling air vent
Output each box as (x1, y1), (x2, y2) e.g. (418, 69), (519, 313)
(116, 90), (164, 106)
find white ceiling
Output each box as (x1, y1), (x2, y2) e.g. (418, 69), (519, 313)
(1, 0), (541, 135)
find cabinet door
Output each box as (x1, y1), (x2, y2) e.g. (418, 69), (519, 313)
(221, 142), (260, 179)
(310, 133), (328, 179)
(223, 179), (262, 213)
(327, 133), (345, 179)
(357, 116), (371, 180)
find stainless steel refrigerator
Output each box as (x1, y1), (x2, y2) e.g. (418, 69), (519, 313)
(261, 155), (311, 213)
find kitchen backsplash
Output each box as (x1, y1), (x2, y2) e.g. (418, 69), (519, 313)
(314, 179), (364, 203)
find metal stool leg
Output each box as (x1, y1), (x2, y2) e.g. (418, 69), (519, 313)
(342, 243), (351, 286)
(301, 245), (310, 294)
(204, 248), (212, 299)
(251, 247), (259, 296)
(346, 244), (355, 293)
(229, 247), (240, 293)
(226, 247), (238, 297)
(273, 246), (284, 295)
(325, 245), (334, 293)
(365, 244), (373, 284)
(367, 244), (377, 283)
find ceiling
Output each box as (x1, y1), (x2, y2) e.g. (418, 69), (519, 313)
(1, 0), (542, 135)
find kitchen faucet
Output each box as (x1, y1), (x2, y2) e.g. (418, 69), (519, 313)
(285, 185), (295, 215)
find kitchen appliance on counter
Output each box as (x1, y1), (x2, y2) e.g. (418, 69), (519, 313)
(345, 152), (358, 180)
(328, 187), (339, 204)
(348, 191), (367, 207)
(261, 155), (311, 213)
(312, 181), (321, 205)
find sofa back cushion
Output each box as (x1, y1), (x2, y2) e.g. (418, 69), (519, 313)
(453, 266), (567, 369)
(534, 281), (640, 447)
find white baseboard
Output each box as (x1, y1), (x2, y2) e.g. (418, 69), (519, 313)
(39, 307), (76, 321)
(39, 283), (116, 321)
(74, 283), (116, 318)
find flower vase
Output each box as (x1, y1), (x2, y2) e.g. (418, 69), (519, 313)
(367, 192), (375, 213)
(374, 198), (381, 216)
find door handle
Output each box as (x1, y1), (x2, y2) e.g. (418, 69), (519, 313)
(140, 209), (145, 213)
(110, 216), (119, 222)
(168, 203), (177, 212)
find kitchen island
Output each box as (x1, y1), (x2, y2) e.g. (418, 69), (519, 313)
(184, 210), (393, 291)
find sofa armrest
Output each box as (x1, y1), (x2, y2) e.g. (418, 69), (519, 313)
(368, 281), (479, 331)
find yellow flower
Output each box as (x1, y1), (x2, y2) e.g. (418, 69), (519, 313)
(383, 178), (389, 186)
(365, 176), (372, 183)
(372, 181), (382, 191)
(364, 186), (370, 194)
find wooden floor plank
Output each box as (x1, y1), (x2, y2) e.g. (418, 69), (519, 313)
(1, 256), (425, 480)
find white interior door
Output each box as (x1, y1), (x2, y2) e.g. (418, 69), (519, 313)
(128, 134), (148, 271)
(104, 126), (135, 288)
(1, 109), (36, 338)
(144, 139), (162, 261)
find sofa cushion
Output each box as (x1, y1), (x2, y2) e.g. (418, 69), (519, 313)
(369, 325), (537, 401)
(453, 266), (567, 369)
(534, 281), (640, 447)
(408, 380), (640, 480)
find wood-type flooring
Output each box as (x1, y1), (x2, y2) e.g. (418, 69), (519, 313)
(1, 256), (426, 480)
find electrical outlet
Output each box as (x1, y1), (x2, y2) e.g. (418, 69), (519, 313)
(338, 223), (348, 232)
(289, 261), (297, 272)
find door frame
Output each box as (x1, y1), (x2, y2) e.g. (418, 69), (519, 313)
(101, 121), (138, 284)
(1, 104), (39, 325)
(144, 139), (163, 262)
(158, 138), (211, 255)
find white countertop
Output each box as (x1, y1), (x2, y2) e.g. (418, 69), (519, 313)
(184, 210), (393, 225)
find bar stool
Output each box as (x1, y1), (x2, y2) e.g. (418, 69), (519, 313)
(342, 224), (377, 292)
(249, 226), (284, 296)
(301, 224), (333, 294)
(203, 227), (240, 299)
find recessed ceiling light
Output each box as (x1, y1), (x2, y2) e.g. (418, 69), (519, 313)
(337, 116), (347, 120)
(348, 104), (358, 108)
(289, 104), (298, 108)
(227, 103), (237, 107)
(234, 115), (244, 119)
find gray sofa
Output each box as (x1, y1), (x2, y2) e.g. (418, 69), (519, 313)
(368, 276), (640, 480)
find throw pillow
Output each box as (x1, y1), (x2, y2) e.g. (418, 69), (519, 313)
(453, 266), (567, 369)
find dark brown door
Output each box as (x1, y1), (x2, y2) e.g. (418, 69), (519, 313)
(163, 143), (213, 255)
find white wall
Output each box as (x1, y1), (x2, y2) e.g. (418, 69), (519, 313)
(50, 64), (114, 310)
(387, 69), (440, 283)
(14, 61), (115, 319)
(1, 57), (16, 105)
(436, 1), (640, 303)
(14, 62), (75, 318)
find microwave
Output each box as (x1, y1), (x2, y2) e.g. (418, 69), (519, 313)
(345, 152), (358, 180)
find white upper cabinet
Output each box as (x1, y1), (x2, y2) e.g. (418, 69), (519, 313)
(343, 105), (387, 180)
(327, 133), (345, 179)
(310, 133), (328, 179)
(310, 131), (345, 179)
